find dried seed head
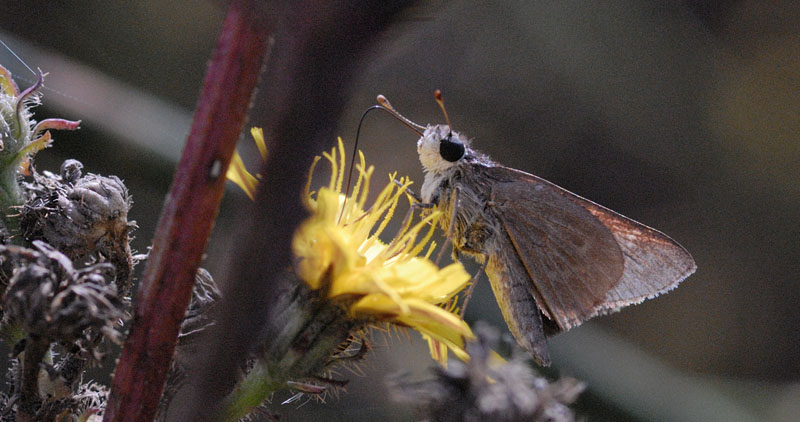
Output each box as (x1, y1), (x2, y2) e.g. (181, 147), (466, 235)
(14, 380), (108, 421)
(73, 381), (108, 418)
(0, 241), (123, 346)
(177, 268), (221, 350)
(390, 323), (585, 422)
(20, 161), (135, 294)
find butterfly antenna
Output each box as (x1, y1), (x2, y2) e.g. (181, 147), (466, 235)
(340, 97), (427, 223)
(376, 95), (425, 135)
(339, 104), (385, 223)
(433, 89), (452, 131)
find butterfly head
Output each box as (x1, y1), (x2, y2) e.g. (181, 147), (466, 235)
(417, 124), (467, 175)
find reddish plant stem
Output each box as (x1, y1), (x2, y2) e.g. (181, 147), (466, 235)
(103, 2), (272, 421)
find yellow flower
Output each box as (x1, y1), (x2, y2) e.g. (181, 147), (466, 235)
(227, 130), (474, 362)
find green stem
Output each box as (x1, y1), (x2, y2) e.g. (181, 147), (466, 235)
(0, 167), (23, 238)
(222, 290), (356, 421)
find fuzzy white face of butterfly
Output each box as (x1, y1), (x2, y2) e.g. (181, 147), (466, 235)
(417, 124), (472, 203)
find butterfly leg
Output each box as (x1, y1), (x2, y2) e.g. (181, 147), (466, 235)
(435, 186), (460, 266)
(393, 178), (434, 208)
(383, 200), (431, 254)
(459, 257), (488, 317)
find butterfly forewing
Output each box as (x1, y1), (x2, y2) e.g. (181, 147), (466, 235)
(486, 165), (695, 331)
(487, 166), (623, 330)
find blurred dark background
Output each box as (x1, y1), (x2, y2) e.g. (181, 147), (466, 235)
(1, 1), (798, 421)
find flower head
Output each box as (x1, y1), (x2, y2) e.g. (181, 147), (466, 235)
(227, 131), (474, 362)
(20, 160), (135, 295)
(294, 139), (473, 362)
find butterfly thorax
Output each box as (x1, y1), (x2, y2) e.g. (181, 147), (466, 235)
(417, 125), (502, 261)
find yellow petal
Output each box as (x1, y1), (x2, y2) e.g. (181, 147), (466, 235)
(250, 127), (268, 161)
(373, 260), (470, 304)
(350, 296), (473, 359)
(226, 151), (258, 200)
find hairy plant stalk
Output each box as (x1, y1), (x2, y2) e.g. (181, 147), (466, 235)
(103, 1), (272, 420)
(222, 283), (356, 421)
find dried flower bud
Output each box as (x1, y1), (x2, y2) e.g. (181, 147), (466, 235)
(390, 323), (585, 422)
(1, 241), (123, 346)
(73, 381), (108, 418)
(60, 159), (83, 185)
(178, 268), (221, 349)
(20, 162), (135, 294)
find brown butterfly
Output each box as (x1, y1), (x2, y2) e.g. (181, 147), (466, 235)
(377, 92), (696, 365)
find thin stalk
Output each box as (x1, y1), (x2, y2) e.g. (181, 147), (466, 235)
(102, 1), (272, 421)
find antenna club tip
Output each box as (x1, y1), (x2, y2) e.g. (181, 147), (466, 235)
(433, 90), (452, 128)
(372, 94), (425, 135)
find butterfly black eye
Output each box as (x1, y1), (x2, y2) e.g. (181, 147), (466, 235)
(439, 135), (465, 162)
